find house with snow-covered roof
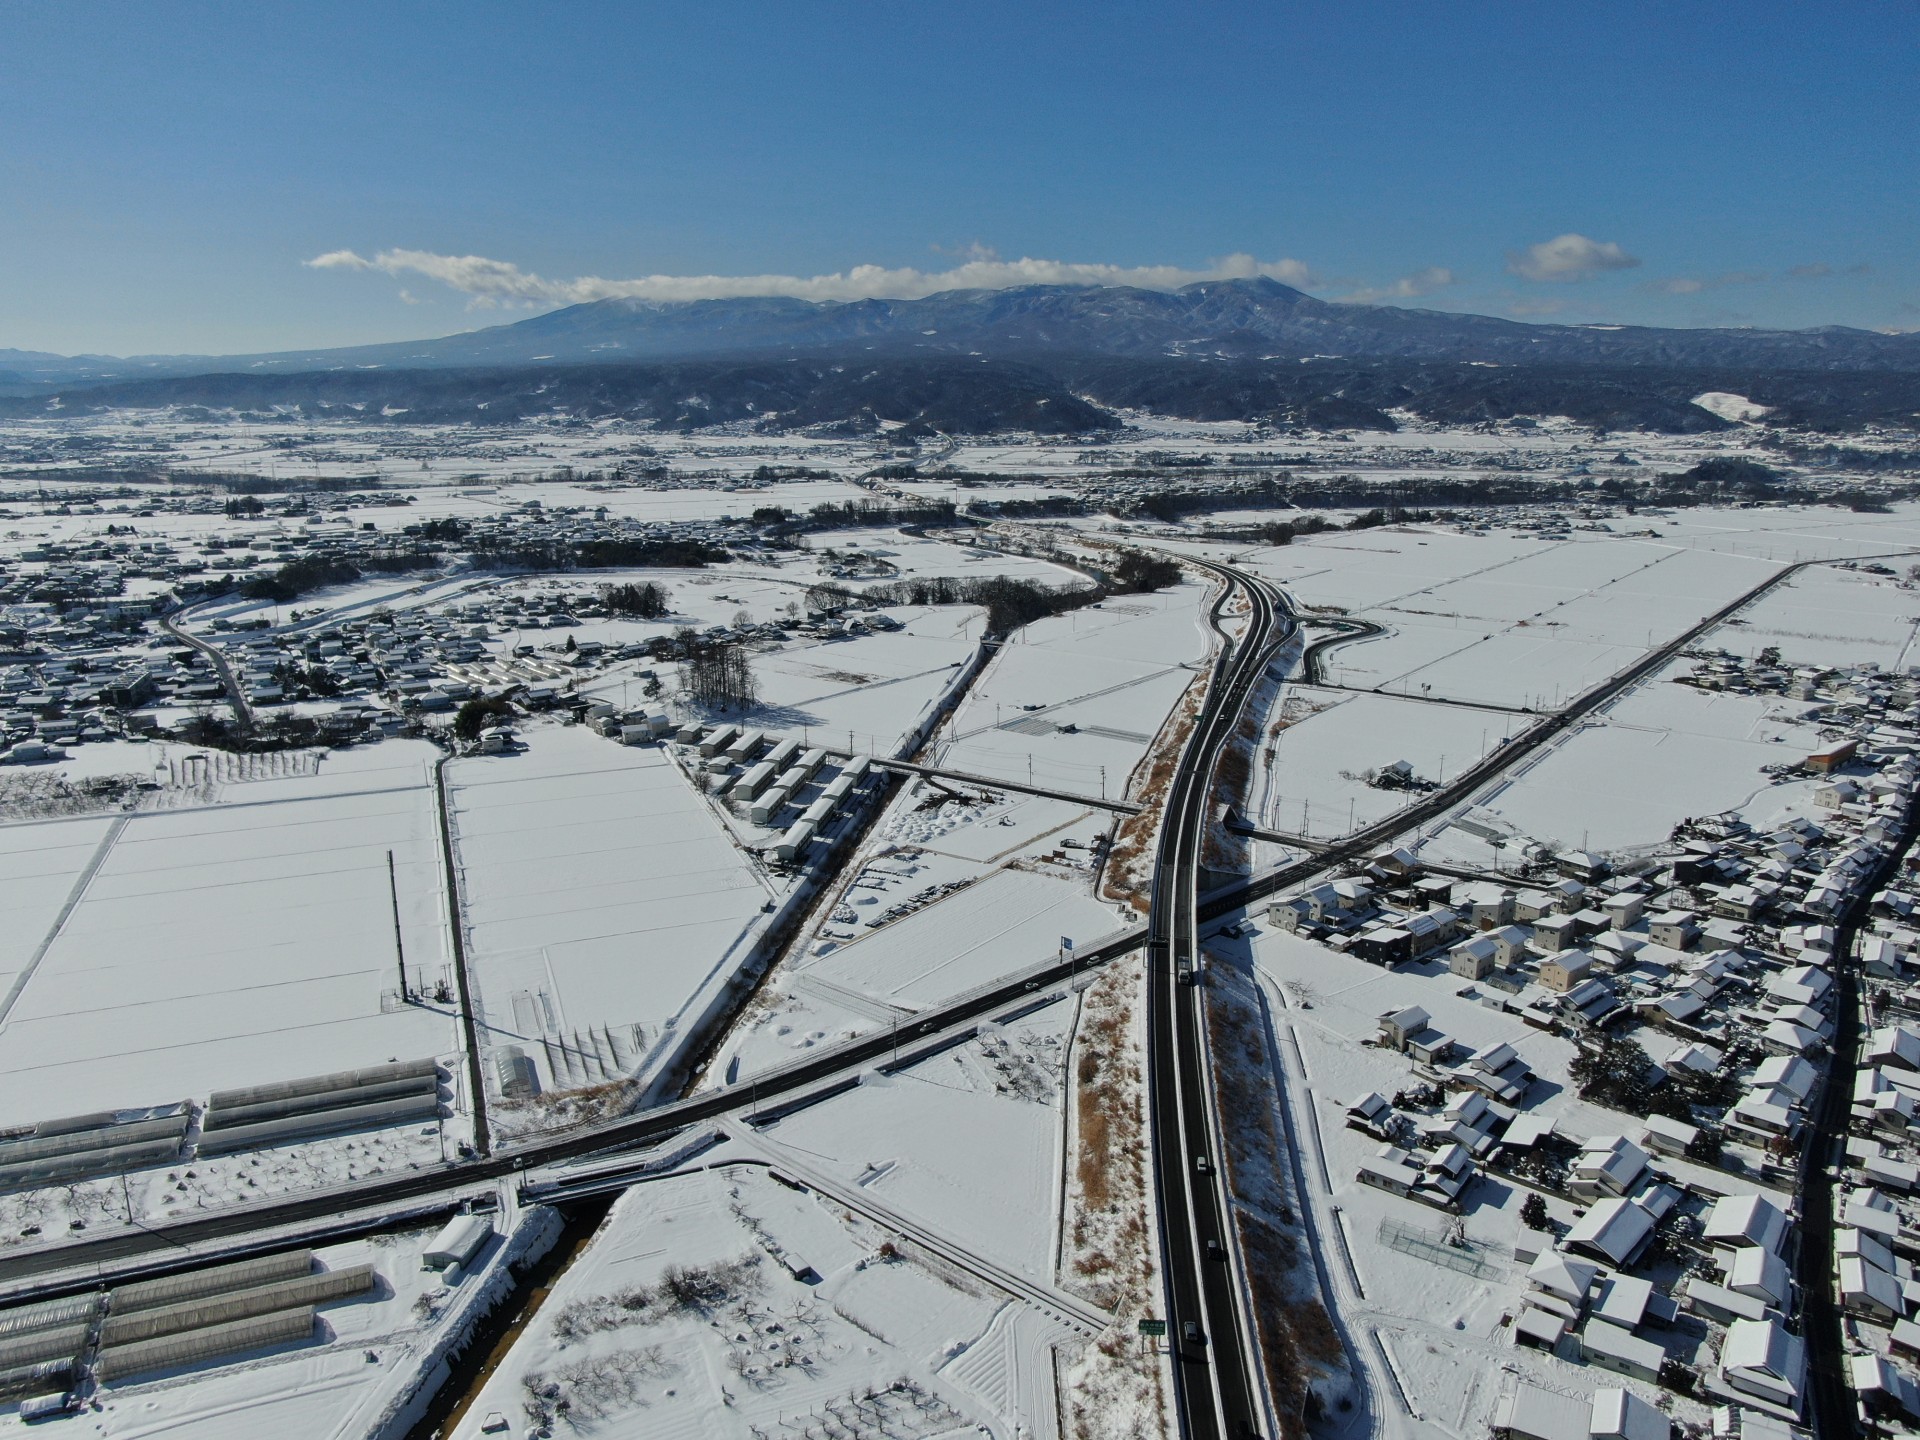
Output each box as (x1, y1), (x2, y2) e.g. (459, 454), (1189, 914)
(1721, 1316), (1806, 1413)
(1703, 1193), (1790, 1254)
(1569, 1136), (1651, 1200)
(1564, 1197), (1656, 1267)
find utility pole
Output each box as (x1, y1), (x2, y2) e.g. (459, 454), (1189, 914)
(387, 849), (408, 1000)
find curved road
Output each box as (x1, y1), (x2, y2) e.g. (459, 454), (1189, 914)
(160, 608), (253, 730)
(1148, 560), (1295, 1440)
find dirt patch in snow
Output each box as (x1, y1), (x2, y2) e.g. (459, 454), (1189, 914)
(1061, 961), (1167, 1440)
(1102, 678), (1204, 912)
(1204, 966), (1347, 1434)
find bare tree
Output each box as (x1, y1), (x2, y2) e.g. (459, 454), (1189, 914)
(681, 636), (758, 712)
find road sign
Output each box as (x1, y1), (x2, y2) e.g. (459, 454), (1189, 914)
(1137, 1318), (1167, 1336)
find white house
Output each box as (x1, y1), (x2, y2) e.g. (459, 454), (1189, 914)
(1721, 1317), (1806, 1413)
(1703, 1193), (1790, 1254)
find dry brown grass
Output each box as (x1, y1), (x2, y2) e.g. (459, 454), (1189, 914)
(1203, 973), (1346, 1436)
(1069, 975), (1142, 1284)
(1061, 962), (1168, 1440)
(1103, 681), (1204, 910)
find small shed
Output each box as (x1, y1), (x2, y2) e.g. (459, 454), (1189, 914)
(424, 1213), (493, 1271)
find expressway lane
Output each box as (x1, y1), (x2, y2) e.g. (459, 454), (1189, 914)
(1148, 561), (1295, 1440)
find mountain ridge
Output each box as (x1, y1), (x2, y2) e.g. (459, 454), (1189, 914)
(7, 277), (1918, 385)
(9, 352), (1920, 436)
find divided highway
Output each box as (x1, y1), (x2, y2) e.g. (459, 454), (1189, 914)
(1147, 562), (1296, 1440)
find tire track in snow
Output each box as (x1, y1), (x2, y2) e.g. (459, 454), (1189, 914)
(0, 813), (129, 1031)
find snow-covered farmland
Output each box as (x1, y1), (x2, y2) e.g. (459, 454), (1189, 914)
(707, 578), (1208, 1086)
(747, 997), (1074, 1284)
(937, 579), (1211, 799)
(1251, 689), (1515, 842)
(714, 790), (1118, 1081)
(446, 724), (781, 1109)
(1281, 535), (1778, 709)
(0, 745), (457, 1130)
(1438, 662), (1829, 859)
(1732, 562), (1920, 670)
(444, 1159), (1073, 1440)
(743, 607), (982, 756)
(805, 867), (1116, 1015)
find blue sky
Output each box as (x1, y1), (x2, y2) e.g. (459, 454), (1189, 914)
(2, 1), (1912, 355)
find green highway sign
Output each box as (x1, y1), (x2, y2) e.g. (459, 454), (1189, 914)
(1138, 1318), (1167, 1336)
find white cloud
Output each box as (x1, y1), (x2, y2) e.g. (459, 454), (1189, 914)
(1345, 266), (1457, 304)
(302, 247), (1321, 307)
(306, 250), (375, 271)
(1505, 233), (1641, 283)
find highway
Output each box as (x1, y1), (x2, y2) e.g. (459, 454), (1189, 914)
(1147, 560), (1295, 1440)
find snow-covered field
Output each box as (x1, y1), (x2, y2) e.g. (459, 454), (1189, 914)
(1256, 533), (1779, 709)
(1732, 562), (1920, 670)
(713, 787), (1120, 1082)
(704, 580), (1208, 1089)
(0, 743), (458, 1129)
(936, 579), (1211, 799)
(1417, 559), (1920, 864)
(1250, 689), (1514, 841)
(449, 1041), (1085, 1440)
(447, 724), (778, 1107)
(1437, 663), (1827, 859)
